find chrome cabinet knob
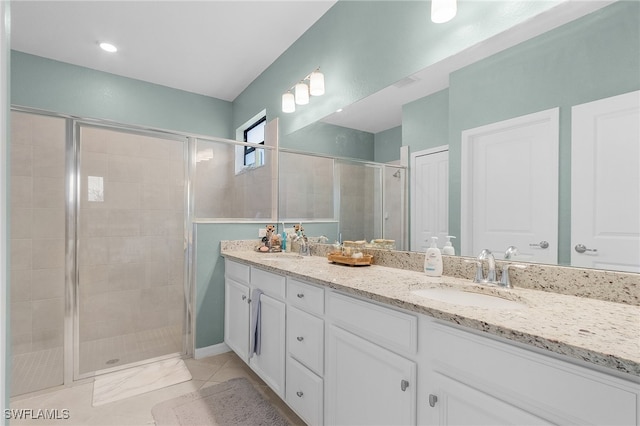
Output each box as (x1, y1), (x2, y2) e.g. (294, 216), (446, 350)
(400, 380), (409, 392)
(529, 240), (549, 249)
(296, 336), (304, 342)
(241, 295), (247, 300)
(297, 293), (305, 298)
(575, 244), (598, 253)
(296, 391), (304, 397)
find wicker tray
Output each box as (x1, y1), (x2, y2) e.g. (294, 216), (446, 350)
(327, 253), (373, 266)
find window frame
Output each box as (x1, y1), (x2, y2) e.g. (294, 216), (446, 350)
(243, 116), (267, 166)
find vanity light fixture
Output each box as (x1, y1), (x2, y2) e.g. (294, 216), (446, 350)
(281, 68), (325, 113)
(282, 91), (296, 113)
(431, 0), (457, 23)
(295, 82), (310, 105)
(99, 42), (118, 53)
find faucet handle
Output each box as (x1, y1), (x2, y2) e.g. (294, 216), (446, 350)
(500, 264), (526, 288)
(465, 259), (484, 283)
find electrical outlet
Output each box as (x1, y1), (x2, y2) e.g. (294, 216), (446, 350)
(258, 228), (267, 238)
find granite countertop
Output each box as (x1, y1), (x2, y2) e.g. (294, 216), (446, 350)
(221, 249), (640, 379)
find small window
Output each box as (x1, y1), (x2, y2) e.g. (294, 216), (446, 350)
(243, 116), (266, 167)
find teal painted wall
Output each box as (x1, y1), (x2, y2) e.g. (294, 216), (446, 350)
(402, 2), (640, 262)
(11, 51), (234, 138)
(282, 121), (374, 160)
(402, 89), (449, 154)
(374, 126), (402, 163)
(195, 223), (258, 349)
(233, 0), (561, 151)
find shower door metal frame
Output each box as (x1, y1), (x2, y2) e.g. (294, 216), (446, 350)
(71, 120), (193, 381)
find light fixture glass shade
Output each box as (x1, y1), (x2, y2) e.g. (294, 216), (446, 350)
(295, 82), (309, 105)
(309, 70), (325, 96)
(282, 92), (295, 113)
(431, 0), (457, 23)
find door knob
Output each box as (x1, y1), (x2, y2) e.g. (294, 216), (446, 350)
(575, 244), (598, 253)
(529, 240), (549, 249)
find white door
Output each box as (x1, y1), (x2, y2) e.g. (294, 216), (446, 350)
(461, 108), (559, 263)
(571, 90), (640, 272)
(224, 279), (250, 362)
(248, 293), (286, 398)
(411, 146), (449, 252)
(325, 325), (416, 426)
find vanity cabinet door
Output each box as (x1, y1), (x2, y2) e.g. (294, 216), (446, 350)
(224, 278), (250, 362)
(248, 293), (286, 398)
(326, 325), (416, 426)
(428, 372), (552, 426)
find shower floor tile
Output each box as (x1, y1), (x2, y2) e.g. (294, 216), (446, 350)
(79, 325), (182, 375)
(11, 347), (64, 397)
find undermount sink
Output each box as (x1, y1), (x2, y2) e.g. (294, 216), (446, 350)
(411, 287), (526, 310)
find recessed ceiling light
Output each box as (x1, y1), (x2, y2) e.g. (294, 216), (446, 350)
(99, 42), (118, 53)
(336, 108), (343, 113)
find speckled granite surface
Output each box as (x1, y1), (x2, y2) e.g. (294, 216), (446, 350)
(221, 241), (640, 378)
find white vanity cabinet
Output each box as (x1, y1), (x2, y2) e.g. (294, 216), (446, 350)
(224, 260), (286, 398)
(285, 278), (325, 426)
(420, 320), (639, 426)
(223, 261), (251, 361)
(326, 291), (418, 426)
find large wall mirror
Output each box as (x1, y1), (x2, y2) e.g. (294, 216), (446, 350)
(278, 1), (639, 273)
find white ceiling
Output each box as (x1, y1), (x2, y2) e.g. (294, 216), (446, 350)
(10, 0), (337, 102)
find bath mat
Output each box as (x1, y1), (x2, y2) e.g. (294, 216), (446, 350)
(151, 377), (290, 426)
(93, 357), (192, 406)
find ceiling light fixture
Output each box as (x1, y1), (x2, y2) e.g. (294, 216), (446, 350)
(99, 42), (118, 53)
(431, 0), (457, 23)
(281, 68), (325, 113)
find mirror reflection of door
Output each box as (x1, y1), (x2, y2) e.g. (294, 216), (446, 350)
(461, 108), (559, 263)
(411, 146), (449, 252)
(571, 90), (640, 272)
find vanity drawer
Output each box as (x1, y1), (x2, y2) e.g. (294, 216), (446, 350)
(287, 278), (324, 315)
(327, 291), (417, 355)
(225, 259), (249, 284)
(286, 356), (323, 426)
(250, 267), (285, 299)
(287, 306), (324, 375)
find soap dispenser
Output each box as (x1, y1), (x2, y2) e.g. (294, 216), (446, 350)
(424, 237), (443, 277)
(442, 236), (456, 255)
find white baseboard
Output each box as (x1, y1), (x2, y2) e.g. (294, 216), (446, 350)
(194, 342), (231, 359)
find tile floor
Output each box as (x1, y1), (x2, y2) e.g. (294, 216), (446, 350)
(9, 351), (305, 425)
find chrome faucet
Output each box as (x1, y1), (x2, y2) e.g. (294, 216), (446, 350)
(475, 249), (497, 284)
(293, 234), (310, 256)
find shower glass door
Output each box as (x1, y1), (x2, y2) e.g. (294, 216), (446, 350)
(76, 124), (187, 377)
